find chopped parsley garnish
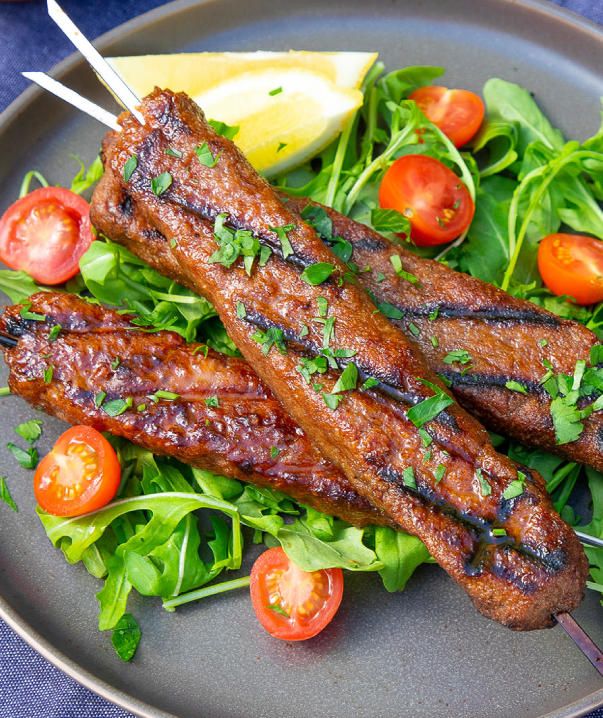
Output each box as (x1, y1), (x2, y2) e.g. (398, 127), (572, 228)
(194, 141), (221, 167)
(323, 392), (343, 410)
(208, 119), (240, 140)
(390, 255), (422, 287)
(298, 323), (309, 339)
(270, 447), (280, 459)
(151, 171), (172, 195)
(277, 142), (287, 153)
(444, 350), (471, 365)
(476, 468), (491, 497)
(371, 207), (411, 234)
(165, 147), (182, 158)
(19, 303), (45, 322)
(208, 213), (260, 275)
(406, 379), (454, 428)
(317, 296), (328, 318)
(103, 397), (133, 416)
(13, 420), (42, 445)
(137, 404), (146, 412)
(402, 466), (416, 489)
(492, 528), (507, 537)
(0, 477), (17, 512)
(111, 357), (121, 370)
(418, 429), (432, 447)
(269, 86), (283, 96)
(539, 338), (548, 348)
(267, 603), (288, 616)
(376, 272), (386, 283)
(297, 356), (328, 384)
(408, 322), (420, 336)
(123, 155), (137, 182)
(94, 392), (106, 408)
(429, 307), (439, 321)
(505, 380), (528, 394)
(423, 450), (432, 463)
(434, 464), (446, 484)
(259, 245), (272, 266)
(550, 396), (584, 444)
(269, 223), (296, 259)
(430, 336), (438, 348)
(300, 204), (333, 239)
(43, 366), (53, 383)
(48, 324), (61, 341)
(236, 302), (247, 319)
(170, 238), (178, 249)
(375, 301), (405, 319)
(252, 327), (287, 356)
(332, 363), (358, 394)
(312, 383), (324, 393)
(321, 317), (336, 348)
(148, 391), (180, 403)
(205, 396), (219, 407)
(7, 443), (38, 469)
(300, 263), (336, 286)
(502, 471), (526, 501)
(362, 377), (379, 390)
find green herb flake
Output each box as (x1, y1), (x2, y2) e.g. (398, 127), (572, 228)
(300, 262), (336, 286)
(205, 396), (219, 407)
(390, 255), (422, 287)
(19, 303), (46, 322)
(476, 468), (491, 497)
(402, 466), (416, 489)
(193, 345), (209, 358)
(423, 450), (432, 463)
(137, 404), (146, 412)
(408, 323), (420, 337)
(6, 443), (38, 469)
(429, 308), (439, 321)
(236, 302), (247, 319)
(111, 357), (121, 370)
(151, 171), (172, 195)
(194, 142), (221, 167)
(430, 336), (438, 348)
(505, 380), (528, 395)
(123, 155), (137, 183)
(312, 383), (324, 393)
(418, 428), (432, 447)
(492, 528), (507, 537)
(444, 350), (471, 365)
(14, 420), (42, 444)
(277, 142), (287, 153)
(266, 603), (288, 616)
(321, 317), (336, 348)
(550, 396), (583, 445)
(0, 477), (17, 512)
(165, 147), (183, 158)
(259, 245), (272, 266)
(323, 392), (343, 410)
(111, 613), (141, 662)
(376, 301), (405, 319)
(269, 86), (283, 96)
(170, 238), (178, 249)
(48, 324), (61, 341)
(539, 338), (548, 348)
(298, 323), (309, 339)
(270, 223), (296, 259)
(332, 363), (358, 394)
(43, 366), (53, 384)
(407, 381), (454, 428)
(376, 273), (386, 283)
(102, 397), (133, 417)
(572, 360), (587, 392)
(317, 296), (328, 318)
(362, 377), (379, 390)
(434, 464), (446, 484)
(252, 327), (287, 356)
(270, 447), (280, 459)
(502, 472), (526, 501)
(148, 391), (180, 403)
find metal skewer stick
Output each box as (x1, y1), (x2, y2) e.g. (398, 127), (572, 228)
(46, 0), (145, 125)
(22, 73), (121, 132)
(17, 71), (603, 680)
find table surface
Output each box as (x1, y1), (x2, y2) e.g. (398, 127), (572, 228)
(1, 0), (603, 717)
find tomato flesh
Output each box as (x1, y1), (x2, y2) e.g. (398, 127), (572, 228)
(538, 233), (603, 305)
(34, 426), (121, 516)
(409, 86), (485, 147)
(0, 187), (94, 284)
(250, 547), (343, 641)
(379, 154), (474, 246)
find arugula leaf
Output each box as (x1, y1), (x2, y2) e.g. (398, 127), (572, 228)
(194, 142), (221, 167)
(374, 527), (431, 592)
(332, 363), (358, 393)
(407, 384), (454, 428)
(7, 442), (38, 469)
(0, 270), (41, 303)
(0, 477), (17, 512)
(96, 552), (132, 631)
(472, 119), (518, 177)
(371, 208), (410, 235)
(14, 420), (42, 444)
(270, 224), (296, 258)
(379, 65), (445, 105)
(505, 380), (528, 394)
(300, 262), (336, 286)
(111, 613), (141, 662)
(208, 119), (240, 140)
(550, 396), (584, 445)
(69, 154), (104, 195)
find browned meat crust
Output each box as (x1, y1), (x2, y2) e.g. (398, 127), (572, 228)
(89, 88), (587, 630)
(97, 132), (603, 472)
(0, 292), (389, 528)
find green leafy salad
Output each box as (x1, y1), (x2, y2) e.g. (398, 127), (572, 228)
(2, 62), (603, 661)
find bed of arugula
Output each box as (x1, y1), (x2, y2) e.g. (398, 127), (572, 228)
(1, 63), (603, 661)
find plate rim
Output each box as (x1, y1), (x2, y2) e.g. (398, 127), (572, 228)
(2, 0), (603, 716)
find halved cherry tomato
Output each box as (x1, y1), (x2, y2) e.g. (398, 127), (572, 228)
(34, 426), (121, 516)
(249, 547), (343, 641)
(379, 155), (474, 246)
(538, 233), (603, 305)
(0, 187), (94, 284)
(409, 86), (485, 147)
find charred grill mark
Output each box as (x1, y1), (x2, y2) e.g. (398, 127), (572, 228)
(401, 303), (562, 326)
(442, 370), (543, 395)
(327, 236), (387, 253)
(119, 192), (133, 218)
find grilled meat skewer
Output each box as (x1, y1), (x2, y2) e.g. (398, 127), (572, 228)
(0, 292), (588, 630)
(96, 134), (603, 472)
(89, 88), (587, 631)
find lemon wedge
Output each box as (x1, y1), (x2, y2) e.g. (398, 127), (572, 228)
(106, 51), (376, 176)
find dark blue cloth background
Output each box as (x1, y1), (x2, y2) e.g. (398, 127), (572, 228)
(1, 0), (603, 716)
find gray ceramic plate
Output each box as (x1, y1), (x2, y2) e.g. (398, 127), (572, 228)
(2, 0), (603, 716)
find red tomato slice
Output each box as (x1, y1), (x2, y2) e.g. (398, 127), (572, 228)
(379, 155), (474, 246)
(34, 426), (121, 516)
(250, 547), (343, 641)
(409, 86), (485, 147)
(538, 233), (603, 305)
(0, 187), (94, 284)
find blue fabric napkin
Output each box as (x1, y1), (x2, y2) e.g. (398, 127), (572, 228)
(1, 0), (603, 716)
